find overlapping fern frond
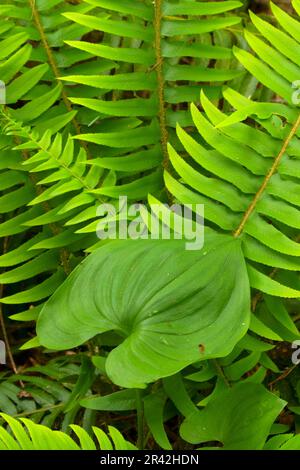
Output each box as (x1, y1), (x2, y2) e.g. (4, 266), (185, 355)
(162, 1), (300, 374)
(61, 0), (243, 199)
(0, 412), (136, 450)
(0, 0), (103, 133)
(234, 0), (300, 104)
(0, 0), (245, 328)
(167, 90), (300, 292)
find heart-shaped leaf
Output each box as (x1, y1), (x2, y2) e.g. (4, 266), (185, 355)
(37, 234), (250, 388)
(180, 382), (286, 449)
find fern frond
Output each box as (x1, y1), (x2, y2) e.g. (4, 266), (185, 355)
(233, 0), (300, 104)
(0, 0), (104, 135)
(166, 90), (300, 296)
(162, 3), (300, 353)
(62, 0), (243, 191)
(0, 355), (97, 430)
(0, 412), (136, 450)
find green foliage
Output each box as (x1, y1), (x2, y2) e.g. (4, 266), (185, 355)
(167, 91), (300, 296)
(181, 382), (286, 449)
(37, 235), (250, 388)
(0, 412), (136, 450)
(0, 0), (300, 451)
(0, 356), (96, 429)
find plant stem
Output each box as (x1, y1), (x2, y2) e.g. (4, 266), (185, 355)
(136, 389), (144, 450)
(154, 0), (169, 172)
(212, 359), (231, 388)
(11, 403), (63, 419)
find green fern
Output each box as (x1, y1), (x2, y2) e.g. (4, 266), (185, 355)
(159, 0), (300, 393)
(0, 356), (96, 430)
(0, 0), (245, 332)
(61, 0), (243, 197)
(0, 0), (100, 133)
(0, 412), (136, 450)
(0, 0), (300, 452)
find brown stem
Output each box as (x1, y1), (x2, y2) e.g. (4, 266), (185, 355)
(234, 112), (300, 238)
(154, 0), (169, 171)
(268, 364), (297, 389)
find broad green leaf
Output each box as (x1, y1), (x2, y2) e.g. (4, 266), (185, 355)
(37, 235), (250, 388)
(180, 383), (285, 449)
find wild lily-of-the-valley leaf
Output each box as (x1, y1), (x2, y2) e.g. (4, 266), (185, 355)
(180, 382), (286, 450)
(37, 234), (250, 388)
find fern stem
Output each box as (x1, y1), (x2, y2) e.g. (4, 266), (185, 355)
(154, 0), (169, 171)
(28, 0), (89, 156)
(234, 112), (300, 238)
